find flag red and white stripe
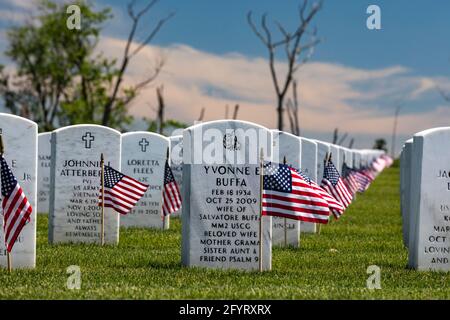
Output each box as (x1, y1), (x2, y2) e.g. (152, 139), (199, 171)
(353, 169), (374, 193)
(99, 165), (149, 215)
(262, 163), (331, 224)
(162, 161), (182, 216)
(1, 156), (32, 253)
(321, 160), (352, 218)
(296, 169), (345, 217)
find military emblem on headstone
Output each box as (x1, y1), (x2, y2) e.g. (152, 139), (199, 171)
(223, 131), (241, 151)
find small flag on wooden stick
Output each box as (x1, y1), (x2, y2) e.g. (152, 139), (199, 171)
(162, 159), (182, 216)
(98, 165), (149, 215)
(0, 134), (32, 272)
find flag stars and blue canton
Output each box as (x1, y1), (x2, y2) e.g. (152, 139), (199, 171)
(263, 163), (292, 192)
(1, 156), (32, 253)
(262, 162), (330, 224)
(104, 166), (124, 188)
(162, 161), (182, 216)
(323, 163), (340, 187)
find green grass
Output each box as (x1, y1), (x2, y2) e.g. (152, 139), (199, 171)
(1, 166), (449, 299)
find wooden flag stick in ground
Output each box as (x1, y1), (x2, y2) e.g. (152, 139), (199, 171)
(100, 153), (105, 246)
(283, 156), (287, 247)
(0, 134), (12, 272)
(259, 147), (264, 272)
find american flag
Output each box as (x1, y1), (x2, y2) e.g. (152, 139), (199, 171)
(381, 155), (393, 167)
(296, 169), (345, 217)
(162, 160), (182, 216)
(262, 162), (330, 224)
(99, 165), (149, 215)
(1, 156), (32, 253)
(342, 164), (360, 196)
(371, 157), (385, 173)
(321, 160), (352, 218)
(353, 169), (374, 193)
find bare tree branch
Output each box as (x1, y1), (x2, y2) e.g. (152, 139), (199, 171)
(233, 104), (239, 120)
(197, 107), (205, 121)
(348, 138), (354, 149)
(102, 0), (174, 126)
(247, 0), (322, 131)
(156, 85), (164, 134)
(337, 132), (348, 146)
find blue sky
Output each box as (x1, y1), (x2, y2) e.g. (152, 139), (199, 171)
(99, 0), (450, 76)
(1, 0), (450, 154)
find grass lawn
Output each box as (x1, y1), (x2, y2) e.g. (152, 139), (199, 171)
(0, 165), (449, 299)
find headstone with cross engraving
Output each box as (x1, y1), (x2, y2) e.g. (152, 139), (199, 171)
(48, 125), (121, 244)
(37, 132), (52, 214)
(120, 132), (170, 229)
(182, 120), (272, 270)
(408, 128), (450, 271)
(300, 137), (318, 234)
(0, 114), (37, 269)
(170, 135), (183, 217)
(271, 130), (301, 247)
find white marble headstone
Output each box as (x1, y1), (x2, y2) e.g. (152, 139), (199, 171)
(337, 147), (345, 174)
(49, 125), (121, 244)
(182, 120), (272, 271)
(353, 151), (362, 170)
(37, 132), (52, 214)
(314, 140), (330, 182)
(170, 135), (183, 217)
(329, 144), (340, 174)
(0, 114), (37, 269)
(121, 132), (169, 229)
(272, 130), (301, 247)
(409, 128), (450, 271)
(299, 137), (318, 233)
(400, 139), (412, 248)
(343, 147), (353, 169)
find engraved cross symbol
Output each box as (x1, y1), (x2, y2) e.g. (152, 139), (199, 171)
(82, 132), (95, 149)
(139, 138), (149, 152)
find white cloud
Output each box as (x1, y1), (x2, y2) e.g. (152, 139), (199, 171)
(97, 36), (450, 138)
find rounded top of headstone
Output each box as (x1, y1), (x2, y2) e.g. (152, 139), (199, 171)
(413, 127), (450, 138)
(122, 131), (169, 141)
(405, 138), (413, 143)
(271, 130), (301, 141)
(185, 119), (270, 132)
(38, 132), (52, 137)
(169, 135), (183, 142)
(53, 124), (121, 135)
(0, 113), (38, 128)
(311, 139), (330, 147)
(300, 136), (318, 146)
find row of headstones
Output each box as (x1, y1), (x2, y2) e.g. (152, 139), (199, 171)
(0, 115), (183, 269)
(180, 121), (384, 270)
(400, 127), (450, 272)
(0, 114), (383, 270)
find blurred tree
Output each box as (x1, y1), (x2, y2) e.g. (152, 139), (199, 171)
(0, 0), (173, 131)
(373, 138), (388, 152)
